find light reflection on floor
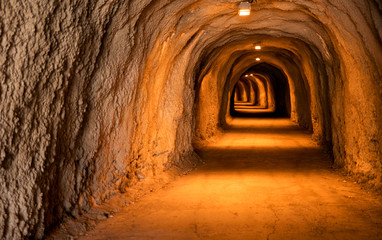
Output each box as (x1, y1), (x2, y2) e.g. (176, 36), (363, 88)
(80, 117), (382, 240)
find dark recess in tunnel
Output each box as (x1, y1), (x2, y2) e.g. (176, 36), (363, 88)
(230, 63), (291, 118)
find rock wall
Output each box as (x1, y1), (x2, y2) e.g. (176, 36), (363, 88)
(0, 0), (381, 239)
(0, 1), (122, 238)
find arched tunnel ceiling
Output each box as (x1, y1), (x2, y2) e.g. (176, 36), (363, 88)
(1, 0), (381, 239)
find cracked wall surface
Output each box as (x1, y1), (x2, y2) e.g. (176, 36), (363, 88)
(0, 0), (381, 239)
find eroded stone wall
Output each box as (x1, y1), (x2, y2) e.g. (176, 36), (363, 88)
(0, 0), (381, 239)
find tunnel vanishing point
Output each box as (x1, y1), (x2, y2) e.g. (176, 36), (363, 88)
(1, 0), (382, 239)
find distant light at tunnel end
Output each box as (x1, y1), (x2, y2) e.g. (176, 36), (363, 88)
(256, 58), (261, 61)
(238, 2), (251, 16)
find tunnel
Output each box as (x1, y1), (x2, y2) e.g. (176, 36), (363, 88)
(1, 0), (382, 239)
(229, 63), (291, 118)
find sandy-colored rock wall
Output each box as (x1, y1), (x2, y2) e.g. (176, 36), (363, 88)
(0, 1), (125, 238)
(0, 0), (381, 239)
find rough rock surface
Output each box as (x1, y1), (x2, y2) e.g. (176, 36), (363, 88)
(0, 0), (381, 239)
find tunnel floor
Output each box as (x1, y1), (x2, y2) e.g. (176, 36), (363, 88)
(80, 118), (382, 240)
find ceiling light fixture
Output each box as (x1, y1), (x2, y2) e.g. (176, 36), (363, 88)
(245, 74), (249, 77)
(256, 58), (261, 61)
(238, 0), (257, 16)
(238, 2), (251, 16)
(255, 45), (261, 50)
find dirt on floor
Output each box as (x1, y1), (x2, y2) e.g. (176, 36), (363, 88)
(72, 118), (382, 240)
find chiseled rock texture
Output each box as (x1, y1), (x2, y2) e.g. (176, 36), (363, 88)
(0, 0), (381, 239)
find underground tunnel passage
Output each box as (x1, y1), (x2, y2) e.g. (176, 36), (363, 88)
(1, 0), (382, 239)
(229, 63), (291, 118)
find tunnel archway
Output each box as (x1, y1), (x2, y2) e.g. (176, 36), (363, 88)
(2, 1), (381, 238)
(233, 78), (261, 107)
(229, 63), (292, 118)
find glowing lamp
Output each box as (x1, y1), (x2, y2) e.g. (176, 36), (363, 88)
(245, 74), (249, 77)
(255, 45), (261, 50)
(250, 74), (254, 76)
(239, 2), (251, 16)
(256, 58), (261, 61)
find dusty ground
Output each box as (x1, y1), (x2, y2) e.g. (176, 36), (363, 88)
(79, 117), (382, 240)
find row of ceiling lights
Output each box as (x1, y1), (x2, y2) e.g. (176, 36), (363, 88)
(238, 1), (262, 59)
(255, 45), (261, 61)
(245, 45), (261, 78)
(239, 1), (261, 78)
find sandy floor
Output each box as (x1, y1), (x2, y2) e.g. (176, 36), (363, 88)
(80, 118), (382, 240)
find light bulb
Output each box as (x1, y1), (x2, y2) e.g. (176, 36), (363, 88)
(239, 2), (251, 16)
